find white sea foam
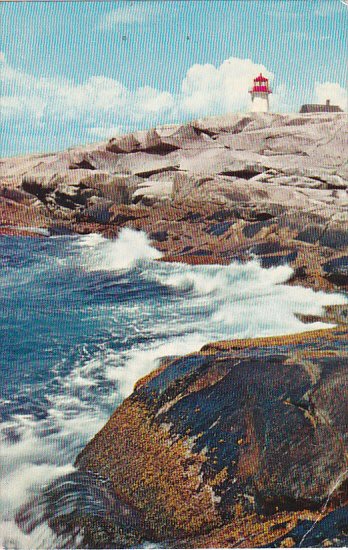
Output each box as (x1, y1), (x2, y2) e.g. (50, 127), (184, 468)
(73, 230), (346, 398)
(75, 228), (162, 271)
(1, 229), (346, 548)
(146, 259), (346, 335)
(0, 463), (74, 514)
(155, 260), (294, 295)
(0, 520), (60, 550)
(105, 332), (207, 398)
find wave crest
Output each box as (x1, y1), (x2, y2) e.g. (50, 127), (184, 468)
(76, 228), (162, 271)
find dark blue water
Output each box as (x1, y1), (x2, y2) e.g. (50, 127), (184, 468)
(1, 229), (345, 548)
(1, 234), (171, 407)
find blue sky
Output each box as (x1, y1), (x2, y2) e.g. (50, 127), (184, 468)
(1, 0), (347, 157)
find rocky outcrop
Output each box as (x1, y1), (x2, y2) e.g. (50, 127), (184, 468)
(75, 327), (348, 547)
(1, 113), (346, 211)
(1, 112), (347, 291)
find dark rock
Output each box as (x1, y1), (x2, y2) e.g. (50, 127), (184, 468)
(70, 159), (96, 170)
(75, 328), (348, 543)
(48, 224), (76, 236)
(243, 219), (274, 238)
(296, 225), (323, 244)
(289, 266), (307, 280)
(206, 222), (232, 236)
(78, 203), (113, 224)
(258, 250), (298, 268)
(268, 506), (348, 548)
(190, 249), (211, 256)
(319, 228), (348, 250)
(249, 241), (284, 255)
(22, 177), (53, 202)
(149, 230), (168, 242)
(136, 165), (179, 179)
(111, 212), (138, 225)
(219, 168), (263, 180)
(54, 186), (95, 209)
(0, 187), (35, 205)
(208, 209), (236, 222)
(179, 211), (202, 222)
(252, 211), (276, 221)
(322, 256), (348, 287)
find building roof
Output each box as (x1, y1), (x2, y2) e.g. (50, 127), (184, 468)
(254, 73), (268, 82)
(300, 104), (343, 113)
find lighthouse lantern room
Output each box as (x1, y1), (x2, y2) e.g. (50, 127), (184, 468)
(249, 73), (272, 113)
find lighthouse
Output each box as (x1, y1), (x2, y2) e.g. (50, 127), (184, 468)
(249, 73), (272, 113)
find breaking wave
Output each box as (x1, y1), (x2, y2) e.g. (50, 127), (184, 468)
(75, 228), (162, 271)
(0, 229), (346, 548)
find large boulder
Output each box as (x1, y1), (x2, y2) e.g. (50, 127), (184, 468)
(75, 328), (348, 546)
(106, 125), (215, 156)
(69, 150), (122, 172)
(106, 133), (142, 154)
(132, 171), (176, 205)
(112, 151), (180, 178)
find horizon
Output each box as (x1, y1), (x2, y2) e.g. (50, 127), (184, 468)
(1, 0), (347, 157)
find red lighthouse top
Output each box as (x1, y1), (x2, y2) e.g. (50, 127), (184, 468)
(249, 73), (272, 94)
(254, 73), (268, 82)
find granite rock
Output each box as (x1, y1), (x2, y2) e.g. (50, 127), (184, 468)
(75, 328), (348, 547)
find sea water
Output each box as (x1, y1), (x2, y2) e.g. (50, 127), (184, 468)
(0, 228), (346, 549)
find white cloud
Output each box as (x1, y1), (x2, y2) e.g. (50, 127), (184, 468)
(1, 56), (291, 155)
(314, 81), (347, 110)
(2, 56), (272, 123)
(101, 1), (159, 28)
(133, 86), (174, 113)
(1, 64), (174, 123)
(54, 77), (127, 116)
(0, 95), (47, 119)
(180, 58), (273, 114)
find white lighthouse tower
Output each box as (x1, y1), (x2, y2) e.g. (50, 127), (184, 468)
(249, 73), (272, 113)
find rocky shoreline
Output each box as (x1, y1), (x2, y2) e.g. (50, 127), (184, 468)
(1, 112), (347, 292)
(2, 112), (347, 547)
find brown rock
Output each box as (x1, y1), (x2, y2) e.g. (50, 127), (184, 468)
(75, 328), (348, 544)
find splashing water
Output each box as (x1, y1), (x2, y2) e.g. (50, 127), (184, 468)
(0, 229), (346, 548)
(76, 229), (162, 271)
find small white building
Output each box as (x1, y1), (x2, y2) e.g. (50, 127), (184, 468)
(249, 73), (272, 113)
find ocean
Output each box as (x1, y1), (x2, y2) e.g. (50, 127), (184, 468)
(0, 228), (346, 549)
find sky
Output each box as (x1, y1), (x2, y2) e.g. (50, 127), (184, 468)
(1, 0), (347, 157)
